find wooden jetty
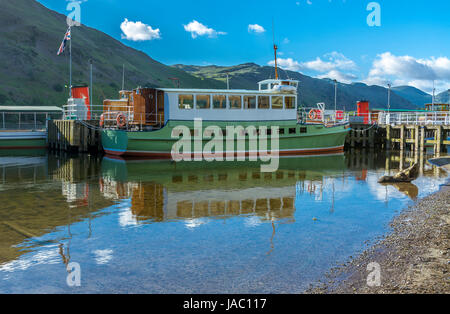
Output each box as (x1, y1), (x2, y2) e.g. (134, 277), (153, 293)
(47, 120), (103, 153)
(346, 112), (450, 154)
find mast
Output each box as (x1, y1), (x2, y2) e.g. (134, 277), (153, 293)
(274, 44), (279, 80)
(272, 20), (278, 80)
(69, 27), (72, 97)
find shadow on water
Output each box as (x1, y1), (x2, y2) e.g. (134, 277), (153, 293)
(0, 149), (448, 293)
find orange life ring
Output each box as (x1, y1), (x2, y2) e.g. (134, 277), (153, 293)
(309, 109), (317, 120)
(116, 113), (127, 128)
(99, 114), (105, 127)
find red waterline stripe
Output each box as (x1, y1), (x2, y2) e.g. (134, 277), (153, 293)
(104, 146), (345, 159)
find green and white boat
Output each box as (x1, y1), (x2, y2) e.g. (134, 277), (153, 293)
(0, 106), (62, 150)
(101, 77), (350, 158)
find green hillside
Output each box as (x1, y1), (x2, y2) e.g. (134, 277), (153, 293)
(391, 86), (432, 107)
(0, 0), (225, 108)
(435, 90), (450, 104)
(173, 63), (416, 110)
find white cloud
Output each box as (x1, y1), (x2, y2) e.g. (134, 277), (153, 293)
(317, 70), (358, 84)
(301, 52), (357, 72)
(267, 52), (358, 83)
(184, 20), (226, 39)
(248, 24), (265, 33)
(120, 18), (161, 41)
(365, 52), (450, 93)
(268, 58), (301, 71)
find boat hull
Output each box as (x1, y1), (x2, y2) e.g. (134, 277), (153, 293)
(0, 131), (47, 150)
(102, 120), (349, 158)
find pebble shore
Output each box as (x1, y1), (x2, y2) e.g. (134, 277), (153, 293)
(309, 161), (450, 294)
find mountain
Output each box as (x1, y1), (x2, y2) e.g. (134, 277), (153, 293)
(391, 86), (432, 108)
(0, 0), (225, 107)
(173, 63), (417, 110)
(435, 90), (450, 103)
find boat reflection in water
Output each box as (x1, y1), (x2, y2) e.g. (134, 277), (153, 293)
(100, 154), (347, 226)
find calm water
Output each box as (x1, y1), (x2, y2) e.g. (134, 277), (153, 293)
(0, 150), (448, 293)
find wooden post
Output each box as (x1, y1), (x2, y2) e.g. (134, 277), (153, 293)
(435, 125), (442, 156)
(369, 128), (375, 149)
(399, 125), (405, 151)
(386, 125), (391, 150)
(420, 127), (425, 152)
(414, 125), (419, 153)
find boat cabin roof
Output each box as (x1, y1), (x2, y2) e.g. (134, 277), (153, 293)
(258, 79), (299, 85)
(0, 106), (63, 113)
(157, 88), (296, 95)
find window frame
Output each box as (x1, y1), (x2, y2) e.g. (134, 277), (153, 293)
(212, 94), (228, 109)
(195, 94), (211, 110)
(271, 96), (284, 110)
(243, 95), (257, 109)
(257, 95), (270, 109)
(229, 95), (242, 110)
(178, 94), (194, 110)
(284, 96), (296, 109)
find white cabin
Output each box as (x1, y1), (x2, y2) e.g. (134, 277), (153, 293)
(160, 79), (299, 123)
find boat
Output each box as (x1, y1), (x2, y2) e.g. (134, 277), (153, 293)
(100, 47), (350, 159)
(0, 106), (63, 150)
(0, 131), (47, 150)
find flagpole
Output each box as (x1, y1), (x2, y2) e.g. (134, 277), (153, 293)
(69, 27), (72, 97)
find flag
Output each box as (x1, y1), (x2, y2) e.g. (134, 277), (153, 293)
(57, 27), (71, 56)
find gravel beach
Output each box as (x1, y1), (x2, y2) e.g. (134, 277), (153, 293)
(310, 160), (450, 294)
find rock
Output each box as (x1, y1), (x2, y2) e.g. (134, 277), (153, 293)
(378, 163), (419, 183)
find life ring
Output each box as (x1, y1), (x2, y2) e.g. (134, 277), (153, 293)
(116, 113), (127, 128)
(309, 109), (317, 120)
(99, 114), (105, 127)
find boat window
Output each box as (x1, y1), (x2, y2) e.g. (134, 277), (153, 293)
(196, 95), (210, 109)
(285, 96), (296, 109)
(289, 128), (296, 134)
(213, 95), (227, 109)
(244, 96), (256, 109)
(258, 96), (270, 109)
(272, 96), (283, 109)
(229, 95), (242, 109)
(179, 94), (194, 109)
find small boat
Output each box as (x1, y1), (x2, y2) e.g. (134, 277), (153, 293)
(0, 106), (62, 150)
(0, 131), (47, 150)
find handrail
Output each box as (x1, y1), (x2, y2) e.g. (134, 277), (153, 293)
(0, 111), (63, 130)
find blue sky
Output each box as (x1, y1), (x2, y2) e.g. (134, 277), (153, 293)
(38, 0), (450, 94)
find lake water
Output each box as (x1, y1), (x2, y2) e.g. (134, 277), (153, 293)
(0, 150), (448, 293)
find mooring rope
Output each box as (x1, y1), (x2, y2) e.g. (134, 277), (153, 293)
(351, 123), (378, 133)
(77, 120), (104, 131)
